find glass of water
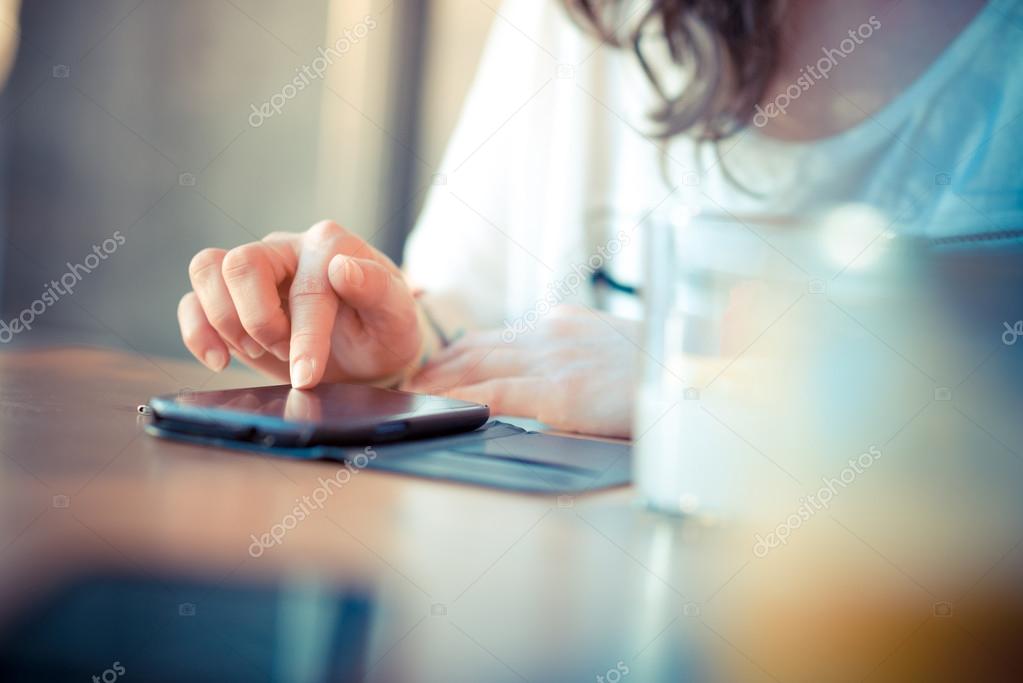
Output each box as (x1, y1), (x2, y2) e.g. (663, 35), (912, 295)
(633, 208), (848, 518)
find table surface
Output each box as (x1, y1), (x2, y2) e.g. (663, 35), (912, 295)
(0, 346), (1020, 682)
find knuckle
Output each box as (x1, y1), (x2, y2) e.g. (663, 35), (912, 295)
(241, 312), (281, 339)
(290, 273), (331, 298)
(189, 248), (225, 281)
(305, 219), (344, 243)
(262, 230), (295, 243)
(206, 309), (239, 333)
(288, 330), (322, 349)
(221, 244), (263, 282)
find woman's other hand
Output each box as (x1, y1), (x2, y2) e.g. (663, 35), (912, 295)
(406, 308), (638, 438)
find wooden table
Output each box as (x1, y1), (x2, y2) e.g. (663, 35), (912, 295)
(1, 347), (1020, 682)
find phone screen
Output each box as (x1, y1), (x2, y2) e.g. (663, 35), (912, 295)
(149, 383), (490, 446)
(174, 383), (471, 422)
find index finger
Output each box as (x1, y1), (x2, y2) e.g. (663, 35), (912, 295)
(288, 222), (348, 388)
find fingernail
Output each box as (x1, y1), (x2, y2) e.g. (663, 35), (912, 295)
(344, 258), (364, 286)
(291, 357), (314, 388)
(328, 254), (344, 278)
(204, 349), (227, 371)
(241, 338), (264, 359)
(270, 342), (289, 362)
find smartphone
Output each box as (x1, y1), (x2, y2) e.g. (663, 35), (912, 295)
(147, 383), (490, 447)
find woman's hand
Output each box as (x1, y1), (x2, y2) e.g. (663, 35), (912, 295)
(406, 308), (638, 438)
(178, 220), (422, 388)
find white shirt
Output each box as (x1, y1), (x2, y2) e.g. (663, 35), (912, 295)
(404, 0), (1023, 333)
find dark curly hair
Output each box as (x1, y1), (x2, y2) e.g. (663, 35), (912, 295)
(563, 0), (786, 141)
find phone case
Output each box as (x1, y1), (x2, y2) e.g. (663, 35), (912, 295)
(145, 419), (631, 494)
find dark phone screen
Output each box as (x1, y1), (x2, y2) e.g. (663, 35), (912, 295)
(163, 383), (482, 425)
